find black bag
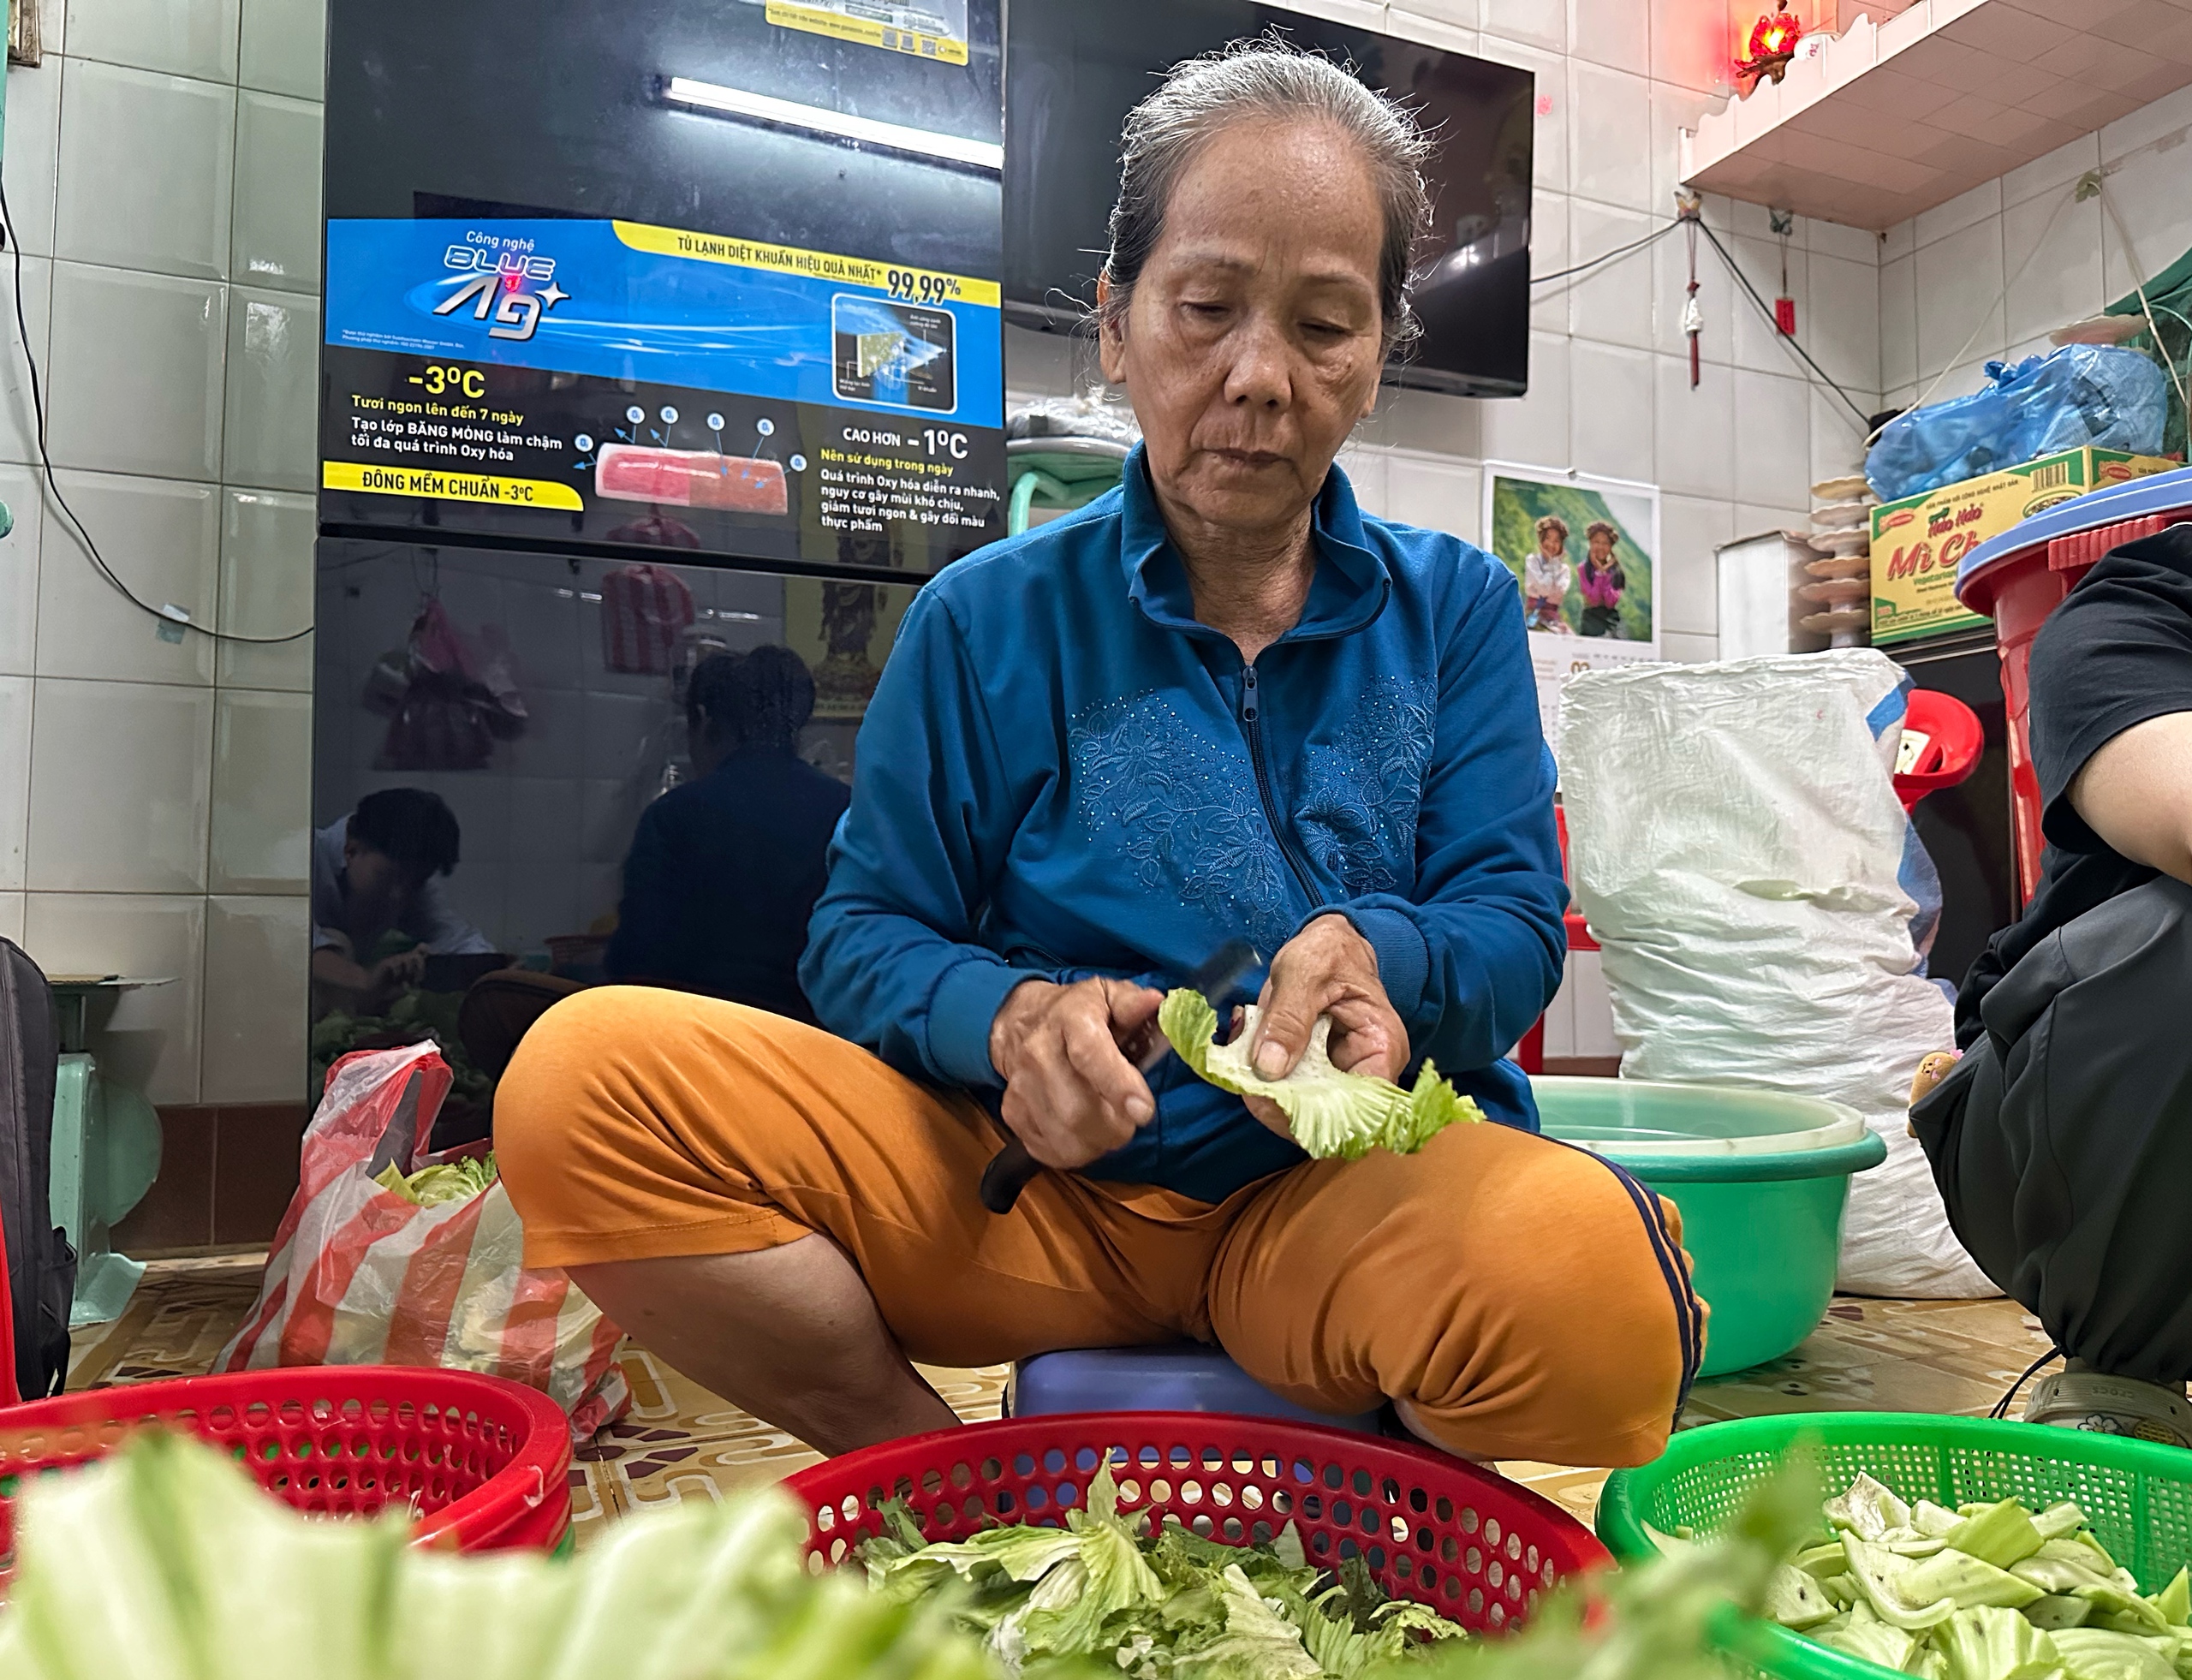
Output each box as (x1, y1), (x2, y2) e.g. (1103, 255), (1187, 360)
(0, 940), (76, 1399)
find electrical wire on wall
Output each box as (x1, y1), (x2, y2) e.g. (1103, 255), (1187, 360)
(2093, 171), (2192, 428)
(0, 179), (314, 646)
(1530, 198), (1879, 433)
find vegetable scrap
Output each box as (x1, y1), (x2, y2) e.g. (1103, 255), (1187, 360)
(372, 1151), (497, 1207)
(1159, 990), (1482, 1161)
(1657, 1472), (2192, 1680)
(857, 1463), (1467, 1678)
(0, 1430), (992, 1680)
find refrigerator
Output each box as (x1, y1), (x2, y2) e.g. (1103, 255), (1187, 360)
(311, 0), (1005, 1116)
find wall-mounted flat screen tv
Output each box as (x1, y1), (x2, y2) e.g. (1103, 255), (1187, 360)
(1004, 0), (1534, 397)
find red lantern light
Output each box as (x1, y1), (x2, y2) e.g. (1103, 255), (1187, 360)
(1736, 0), (1802, 88)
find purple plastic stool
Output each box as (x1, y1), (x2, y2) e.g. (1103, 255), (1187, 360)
(1007, 1344), (1384, 1433)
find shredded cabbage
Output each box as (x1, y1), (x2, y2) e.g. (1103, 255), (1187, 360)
(1758, 1474), (2192, 1680)
(1158, 990), (1480, 1160)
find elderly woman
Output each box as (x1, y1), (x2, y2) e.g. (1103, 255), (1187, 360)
(497, 45), (1702, 1469)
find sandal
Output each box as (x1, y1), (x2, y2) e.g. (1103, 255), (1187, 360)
(2025, 1368), (2192, 1451)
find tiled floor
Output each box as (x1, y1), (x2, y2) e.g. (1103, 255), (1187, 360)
(68, 1257), (2052, 1551)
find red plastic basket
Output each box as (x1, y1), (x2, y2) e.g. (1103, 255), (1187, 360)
(784, 1413), (1609, 1635)
(0, 1367), (575, 1564)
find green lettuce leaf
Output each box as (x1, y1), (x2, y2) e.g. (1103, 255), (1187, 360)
(1946, 1503), (2047, 1570)
(1798, 1543), (1855, 1579)
(1897, 1548), (2047, 1614)
(1019, 1513), (1164, 1658)
(1159, 989), (1480, 1160)
(2152, 1568), (2190, 1629)
(1827, 1474), (1915, 1543)
(1818, 1608), (1919, 1671)
(2029, 1598), (2100, 1632)
(1170, 1565), (1322, 1680)
(1915, 1504), (1968, 1540)
(5, 1428), (984, 1680)
(1934, 1606), (2063, 1680)
(2051, 1628), (2182, 1680)
(1843, 1537), (1963, 1629)
(1768, 1564), (1842, 1629)
(373, 1152), (497, 1207)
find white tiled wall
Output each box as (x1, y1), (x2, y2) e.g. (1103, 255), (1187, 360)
(1881, 80), (2192, 415)
(0, 0), (323, 1104)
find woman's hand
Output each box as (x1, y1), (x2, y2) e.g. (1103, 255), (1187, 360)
(989, 979), (1165, 1169)
(1240, 915), (1409, 1138)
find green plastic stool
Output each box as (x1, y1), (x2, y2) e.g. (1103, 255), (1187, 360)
(48, 980), (164, 1326)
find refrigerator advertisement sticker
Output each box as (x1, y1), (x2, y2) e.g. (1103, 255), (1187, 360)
(764, 0), (970, 63)
(320, 216), (1006, 566)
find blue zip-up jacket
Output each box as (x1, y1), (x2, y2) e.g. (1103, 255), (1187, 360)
(801, 448), (1567, 1205)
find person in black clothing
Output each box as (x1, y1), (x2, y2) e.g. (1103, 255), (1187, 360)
(1913, 522), (2192, 1447)
(604, 646), (850, 1021)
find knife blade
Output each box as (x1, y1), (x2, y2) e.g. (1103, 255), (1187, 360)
(978, 939), (1260, 1217)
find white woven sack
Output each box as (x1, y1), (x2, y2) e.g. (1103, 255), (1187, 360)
(1558, 651), (1993, 1299)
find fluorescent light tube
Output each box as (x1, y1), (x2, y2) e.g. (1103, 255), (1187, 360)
(661, 75), (1003, 171)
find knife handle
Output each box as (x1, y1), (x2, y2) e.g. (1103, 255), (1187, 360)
(980, 1137), (1041, 1215)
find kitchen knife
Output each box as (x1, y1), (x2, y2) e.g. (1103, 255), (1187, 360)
(978, 938), (1260, 1217)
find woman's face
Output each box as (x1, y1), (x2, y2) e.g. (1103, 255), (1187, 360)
(1587, 532), (1614, 563)
(1540, 529), (1566, 557)
(1099, 118), (1387, 543)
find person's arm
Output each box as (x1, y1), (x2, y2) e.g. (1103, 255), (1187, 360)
(1254, 554), (1566, 1080)
(2031, 541), (2192, 883)
(604, 801), (694, 984)
(310, 934), (424, 1006)
(802, 593), (1169, 1169)
(2068, 713), (2192, 883)
(411, 877), (497, 956)
(798, 590), (1046, 1088)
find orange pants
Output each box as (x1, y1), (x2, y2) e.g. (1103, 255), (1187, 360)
(495, 986), (1701, 1467)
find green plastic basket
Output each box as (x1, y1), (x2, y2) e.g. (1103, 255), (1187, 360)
(1596, 1413), (2192, 1680)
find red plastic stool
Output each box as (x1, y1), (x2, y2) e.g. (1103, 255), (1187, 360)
(1516, 809), (1595, 1076)
(1892, 689), (1983, 815)
(1957, 467), (2192, 902)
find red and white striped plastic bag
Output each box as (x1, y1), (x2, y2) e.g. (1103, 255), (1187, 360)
(217, 1042), (629, 1441)
(600, 563), (694, 675)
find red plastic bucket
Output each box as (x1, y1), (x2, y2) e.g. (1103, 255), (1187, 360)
(785, 1412), (1608, 1635)
(0, 1367), (575, 1564)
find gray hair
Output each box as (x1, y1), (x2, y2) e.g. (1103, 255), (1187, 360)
(1100, 40), (1434, 356)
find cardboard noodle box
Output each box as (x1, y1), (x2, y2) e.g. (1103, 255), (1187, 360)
(1870, 447), (2178, 645)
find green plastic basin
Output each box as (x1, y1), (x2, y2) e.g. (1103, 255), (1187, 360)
(1532, 1078), (1888, 1378)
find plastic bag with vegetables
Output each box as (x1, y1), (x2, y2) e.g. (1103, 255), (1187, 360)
(217, 1042), (628, 1443)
